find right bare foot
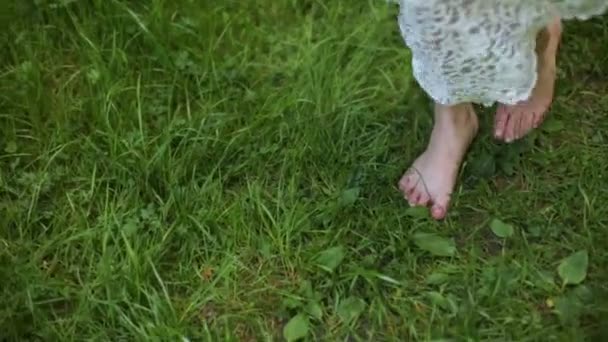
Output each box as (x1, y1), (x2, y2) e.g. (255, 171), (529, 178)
(399, 103), (478, 220)
(494, 17), (562, 143)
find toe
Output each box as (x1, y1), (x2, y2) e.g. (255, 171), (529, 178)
(504, 112), (518, 143)
(431, 205), (447, 220)
(405, 189), (414, 206)
(533, 114), (543, 128)
(407, 188), (419, 205)
(520, 112), (536, 137)
(430, 195), (451, 220)
(399, 173), (414, 193)
(398, 175), (408, 192)
(412, 191), (422, 204)
(494, 106), (509, 138)
(417, 192), (430, 206)
(406, 185), (417, 198)
(513, 113), (526, 140)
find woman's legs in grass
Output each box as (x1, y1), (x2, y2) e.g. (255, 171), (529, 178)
(399, 103), (479, 220)
(398, 18), (562, 220)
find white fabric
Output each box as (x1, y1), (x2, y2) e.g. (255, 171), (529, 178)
(398, 0), (608, 106)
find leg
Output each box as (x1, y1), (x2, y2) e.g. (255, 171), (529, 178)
(494, 17), (562, 142)
(399, 103), (478, 220)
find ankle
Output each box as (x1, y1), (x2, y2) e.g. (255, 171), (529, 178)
(431, 104), (479, 149)
(437, 103), (478, 129)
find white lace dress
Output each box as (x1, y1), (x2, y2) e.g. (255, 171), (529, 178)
(398, 0), (608, 106)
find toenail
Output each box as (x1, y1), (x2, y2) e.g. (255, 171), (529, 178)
(431, 206), (446, 219)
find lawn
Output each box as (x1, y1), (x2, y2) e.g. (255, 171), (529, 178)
(1, 1), (608, 340)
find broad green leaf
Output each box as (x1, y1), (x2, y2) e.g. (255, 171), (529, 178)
(572, 285), (593, 304)
(543, 119), (565, 133)
(554, 294), (583, 324)
(413, 233), (456, 257)
(339, 187), (360, 206)
(553, 285), (592, 324)
(426, 272), (450, 285)
(405, 206), (429, 219)
(304, 301), (323, 320)
(283, 314), (309, 342)
(298, 280), (314, 299)
(315, 246), (345, 272)
(337, 296), (366, 322)
(426, 291), (449, 309)
(557, 250), (588, 285)
(281, 296), (301, 310)
(532, 269), (556, 291)
(490, 218), (514, 238)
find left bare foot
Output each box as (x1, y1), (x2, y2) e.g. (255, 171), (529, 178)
(399, 103), (478, 220)
(494, 17), (562, 143)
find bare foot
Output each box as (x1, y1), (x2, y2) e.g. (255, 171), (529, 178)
(494, 18), (562, 143)
(399, 103), (478, 220)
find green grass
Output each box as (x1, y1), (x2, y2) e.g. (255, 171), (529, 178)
(1, 1), (608, 340)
